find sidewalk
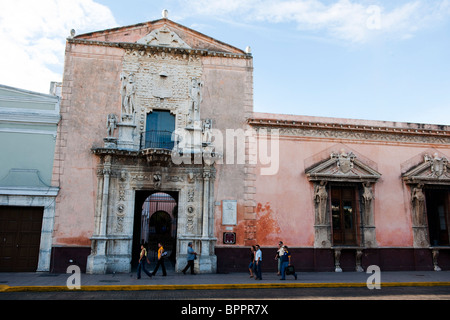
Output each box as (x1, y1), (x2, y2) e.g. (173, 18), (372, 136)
(1, 270), (450, 292)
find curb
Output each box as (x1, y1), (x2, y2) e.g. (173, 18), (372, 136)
(2, 282), (450, 292)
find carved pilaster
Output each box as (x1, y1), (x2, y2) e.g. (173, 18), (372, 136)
(411, 183), (429, 248)
(361, 182), (377, 248)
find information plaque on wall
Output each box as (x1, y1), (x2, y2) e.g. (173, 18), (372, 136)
(222, 200), (237, 225)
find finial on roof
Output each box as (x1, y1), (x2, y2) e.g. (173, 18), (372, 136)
(69, 29), (76, 38)
(162, 9), (169, 19)
(245, 46), (251, 54)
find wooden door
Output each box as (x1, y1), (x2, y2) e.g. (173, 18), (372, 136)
(331, 187), (357, 245)
(0, 206), (43, 272)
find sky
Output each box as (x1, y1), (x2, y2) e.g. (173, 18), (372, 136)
(1, 0), (449, 125)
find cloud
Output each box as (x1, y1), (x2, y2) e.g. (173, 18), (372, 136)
(0, 0), (117, 94)
(180, 0), (450, 43)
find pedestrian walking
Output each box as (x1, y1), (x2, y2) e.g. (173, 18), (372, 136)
(275, 241), (284, 276)
(182, 242), (197, 275)
(151, 242), (167, 276)
(136, 244), (152, 279)
(255, 244), (263, 280)
(280, 245), (297, 280)
(249, 246), (256, 278)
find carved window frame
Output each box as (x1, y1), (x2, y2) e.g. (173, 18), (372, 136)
(402, 153), (450, 248)
(305, 150), (381, 249)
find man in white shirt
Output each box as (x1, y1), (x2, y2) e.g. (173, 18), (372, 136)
(255, 244), (263, 280)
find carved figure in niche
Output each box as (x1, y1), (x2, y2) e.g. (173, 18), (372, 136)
(187, 172), (195, 184)
(188, 78), (203, 127)
(121, 73), (136, 115)
(153, 172), (161, 188)
(314, 181), (328, 225)
(202, 119), (212, 144)
(107, 113), (117, 137)
(411, 183), (426, 226)
(362, 182), (373, 224)
(120, 73), (127, 112)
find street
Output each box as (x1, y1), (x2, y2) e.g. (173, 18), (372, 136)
(1, 285), (450, 300)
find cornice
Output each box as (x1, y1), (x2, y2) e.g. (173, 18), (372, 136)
(248, 118), (450, 144)
(67, 38), (252, 59)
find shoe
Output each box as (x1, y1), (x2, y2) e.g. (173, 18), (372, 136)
(294, 274), (297, 280)
(182, 271), (186, 275)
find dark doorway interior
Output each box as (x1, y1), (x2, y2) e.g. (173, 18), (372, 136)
(426, 188), (449, 246)
(132, 190), (178, 269)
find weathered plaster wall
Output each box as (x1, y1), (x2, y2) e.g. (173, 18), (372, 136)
(248, 113), (450, 248)
(52, 42), (124, 246)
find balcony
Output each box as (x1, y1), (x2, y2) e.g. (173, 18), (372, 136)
(140, 130), (175, 150)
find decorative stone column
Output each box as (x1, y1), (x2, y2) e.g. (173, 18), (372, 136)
(198, 167), (217, 273)
(86, 156), (111, 274)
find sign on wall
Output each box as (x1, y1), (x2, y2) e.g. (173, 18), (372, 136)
(222, 200), (237, 225)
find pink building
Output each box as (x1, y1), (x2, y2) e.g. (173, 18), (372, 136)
(47, 14), (449, 274)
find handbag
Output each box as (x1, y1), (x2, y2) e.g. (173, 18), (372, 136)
(285, 265), (295, 275)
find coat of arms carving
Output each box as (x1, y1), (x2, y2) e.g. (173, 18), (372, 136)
(331, 150), (356, 174)
(425, 153), (448, 178)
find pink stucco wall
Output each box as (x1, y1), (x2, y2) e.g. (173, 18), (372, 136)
(52, 42), (124, 246)
(249, 113), (449, 248)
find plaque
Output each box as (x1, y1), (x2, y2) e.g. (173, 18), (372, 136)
(222, 200), (237, 225)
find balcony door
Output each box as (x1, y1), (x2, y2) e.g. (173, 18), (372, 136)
(144, 110), (175, 149)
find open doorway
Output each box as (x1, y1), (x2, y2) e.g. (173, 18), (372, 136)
(132, 191), (178, 269)
(426, 188), (449, 246)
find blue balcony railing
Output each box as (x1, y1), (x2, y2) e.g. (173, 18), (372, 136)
(140, 130), (175, 150)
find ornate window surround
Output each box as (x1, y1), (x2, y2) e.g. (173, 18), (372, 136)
(402, 152), (450, 248)
(305, 149), (381, 250)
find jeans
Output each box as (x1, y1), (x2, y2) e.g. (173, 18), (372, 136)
(137, 259), (152, 278)
(255, 261), (262, 280)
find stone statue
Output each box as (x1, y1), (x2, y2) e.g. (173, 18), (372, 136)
(106, 113), (117, 137)
(202, 118), (212, 144)
(314, 180), (328, 225)
(362, 182), (373, 225)
(411, 183), (426, 226)
(121, 73), (136, 115)
(188, 78), (203, 127)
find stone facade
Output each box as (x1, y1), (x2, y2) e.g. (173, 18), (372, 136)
(49, 15), (450, 274)
(52, 16), (252, 274)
